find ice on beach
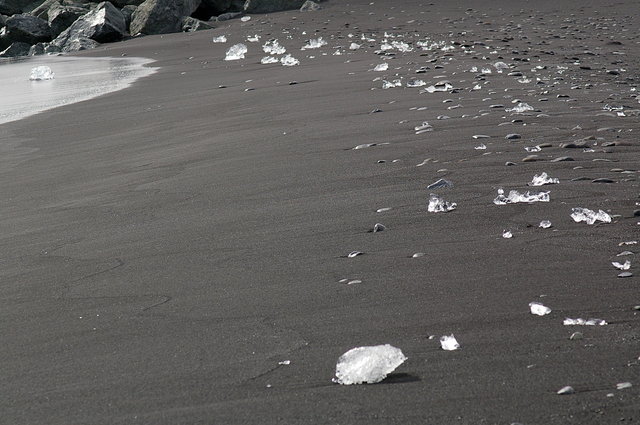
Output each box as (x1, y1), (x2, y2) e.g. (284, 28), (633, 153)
(529, 302), (551, 316)
(260, 56), (278, 64)
(212, 35), (227, 43)
(247, 34), (261, 42)
(557, 386), (576, 395)
(29, 66), (55, 81)
(493, 189), (550, 205)
(570, 208), (611, 225)
(372, 223), (386, 232)
(529, 172), (559, 186)
(493, 61), (510, 72)
(373, 63), (388, 72)
(502, 230), (513, 239)
(506, 102), (534, 113)
(563, 318), (607, 326)
(539, 220), (552, 229)
(280, 54), (300, 66)
(474, 143), (487, 150)
(414, 121), (432, 133)
(263, 40), (286, 55)
(422, 82), (452, 93)
(301, 37), (327, 50)
(427, 179), (453, 190)
(617, 382), (633, 390)
(428, 194), (457, 213)
(612, 260), (631, 270)
(348, 251), (363, 258)
(406, 79), (426, 88)
(391, 40), (412, 52)
(224, 43), (247, 61)
(240, 16), (251, 22)
(349, 42), (361, 50)
(440, 334), (460, 351)
(333, 344), (407, 385)
(382, 79), (402, 89)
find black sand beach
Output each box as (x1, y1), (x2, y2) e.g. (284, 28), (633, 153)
(1, 1), (639, 423)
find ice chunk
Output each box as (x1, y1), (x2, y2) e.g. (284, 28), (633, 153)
(406, 79), (426, 88)
(474, 143), (487, 150)
(493, 189), (550, 205)
(427, 179), (453, 190)
(612, 260), (631, 270)
(247, 34), (261, 42)
(280, 54), (300, 66)
(373, 63), (388, 72)
(349, 42), (361, 50)
(278, 360), (291, 365)
(570, 207), (611, 225)
(333, 344), (407, 385)
(494, 61), (510, 72)
(412, 252), (425, 258)
(617, 382), (632, 390)
(347, 251), (363, 258)
(263, 40), (286, 55)
(352, 143), (377, 150)
(539, 220), (552, 229)
(524, 146), (541, 152)
(502, 230), (513, 239)
(414, 121), (432, 133)
(440, 334), (460, 351)
(29, 66), (54, 81)
(506, 102), (534, 113)
(301, 37), (327, 50)
(372, 223), (386, 232)
(212, 35), (227, 43)
(422, 82), (452, 93)
(529, 172), (559, 186)
(260, 56), (278, 64)
(617, 251), (634, 256)
(376, 207), (391, 213)
(224, 43), (247, 61)
(240, 16), (251, 22)
(557, 386), (575, 395)
(428, 194), (457, 213)
(382, 79), (402, 89)
(529, 302), (551, 316)
(563, 318), (607, 326)
(391, 40), (412, 52)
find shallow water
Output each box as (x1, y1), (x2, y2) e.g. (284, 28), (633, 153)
(0, 55), (156, 125)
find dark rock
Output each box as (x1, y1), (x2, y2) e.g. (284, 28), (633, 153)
(0, 14), (6, 27)
(47, 2), (91, 38)
(244, 0), (307, 13)
(59, 35), (99, 51)
(0, 0), (23, 15)
(559, 141), (588, 148)
(51, 2), (125, 51)
(181, 16), (212, 31)
(592, 178), (615, 183)
(300, 0), (320, 11)
(28, 41), (47, 55)
(0, 14), (51, 49)
(130, 0), (201, 35)
(550, 156), (574, 162)
(193, 0), (243, 20)
(570, 177), (589, 181)
(505, 133), (521, 140)
(0, 41), (30, 57)
(215, 11), (242, 21)
(633, 209), (640, 217)
(110, 0), (144, 6)
(121, 5), (136, 28)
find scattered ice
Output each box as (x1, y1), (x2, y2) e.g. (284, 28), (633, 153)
(240, 16), (251, 22)
(502, 230), (513, 239)
(382, 79), (402, 89)
(224, 43), (247, 61)
(422, 83), (452, 93)
(372, 223), (386, 232)
(493, 61), (510, 72)
(260, 56), (278, 64)
(529, 302), (551, 316)
(612, 260), (631, 270)
(348, 251), (363, 258)
(440, 334), (460, 351)
(212, 35), (227, 43)
(391, 40), (412, 52)
(529, 172), (559, 186)
(373, 63), (389, 72)
(280, 54), (300, 66)
(29, 66), (54, 81)
(263, 40), (286, 55)
(414, 121), (432, 133)
(301, 37), (327, 50)
(428, 194), (457, 213)
(563, 318), (607, 326)
(557, 386), (575, 395)
(617, 382), (633, 390)
(539, 220), (552, 229)
(333, 344), (407, 385)
(349, 43), (361, 50)
(570, 208), (612, 225)
(406, 79), (426, 88)
(506, 102), (534, 113)
(427, 179), (453, 190)
(493, 189), (550, 205)
(474, 143), (487, 150)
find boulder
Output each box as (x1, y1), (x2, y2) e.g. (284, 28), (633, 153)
(0, 41), (30, 56)
(0, 14), (51, 50)
(299, 0), (320, 11)
(51, 1), (126, 50)
(109, 0), (144, 6)
(0, 0), (24, 15)
(192, 0), (242, 20)
(120, 4), (136, 28)
(47, 2), (91, 37)
(130, 0), (201, 35)
(214, 11), (241, 21)
(243, 0), (307, 13)
(0, 14), (7, 27)
(28, 41), (47, 54)
(181, 16), (212, 31)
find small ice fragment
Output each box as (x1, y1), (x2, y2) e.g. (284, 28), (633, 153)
(539, 220), (552, 229)
(382, 79), (402, 89)
(563, 318), (607, 326)
(427, 179), (453, 190)
(353, 143), (377, 150)
(372, 223), (386, 232)
(301, 37), (327, 50)
(224, 43), (247, 61)
(529, 302), (551, 316)
(617, 251), (634, 256)
(612, 260), (631, 270)
(29, 66), (54, 81)
(440, 334), (460, 351)
(414, 121), (432, 133)
(569, 332), (583, 340)
(240, 16), (251, 22)
(502, 230), (513, 239)
(278, 360), (291, 365)
(618, 272), (633, 278)
(247, 34), (261, 42)
(280, 54), (300, 66)
(376, 207), (391, 213)
(406, 79), (426, 88)
(212, 35), (227, 43)
(422, 82), (452, 93)
(346, 280), (362, 285)
(493, 189), (550, 205)
(524, 146), (541, 152)
(473, 135), (490, 139)
(333, 344), (407, 385)
(263, 40), (286, 55)
(260, 56), (278, 64)
(412, 252), (425, 258)
(349, 43), (361, 50)
(475, 144), (487, 150)
(557, 386), (575, 395)
(348, 251), (363, 258)
(529, 172), (559, 186)
(570, 207), (611, 225)
(619, 241), (638, 246)
(506, 102), (534, 113)
(494, 61), (509, 72)
(616, 382), (632, 390)
(373, 63), (388, 72)
(428, 194), (457, 213)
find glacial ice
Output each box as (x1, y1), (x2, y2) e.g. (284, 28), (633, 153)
(539, 220), (552, 229)
(414, 121), (432, 133)
(263, 40), (286, 55)
(29, 66), (55, 81)
(493, 189), (550, 205)
(570, 207), (612, 225)
(493, 61), (510, 72)
(506, 102), (534, 113)
(333, 344), (407, 385)
(440, 334), (460, 351)
(529, 302), (551, 316)
(427, 178), (453, 190)
(612, 260), (631, 270)
(224, 43), (247, 61)
(422, 82), (452, 93)
(301, 37), (327, 50)
(529, 172), (559, 186)
(428, 194), (457, 213)
(280, 54), (300, 66)
(563, 318), (607, 326)
(260, 56), (278, 64)
(212, 35), (227, 43)
(502, 230), (513, 239)
(373, 63), (389, 72)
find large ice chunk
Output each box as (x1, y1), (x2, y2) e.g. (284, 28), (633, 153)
(29, 66), (55, 81)
(563, 318), (607, 326)
(263, 39), (286, 55)
(428, 194), (457, 213)
(333, 344), (407, 385)
(570, 207), (611, 224)
(528, 172), (559, 186)
(301, 37), (327, 50)
(529, 302), (551, 316)
(506, 102), (534, 113)
(225, 43), (247, 61)
(280, 54), (299, 66)
(493, 61), (510, 72)
(493, 189), (550, 205)
(440, 334), (460, 351)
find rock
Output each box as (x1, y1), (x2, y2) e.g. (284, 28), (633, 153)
(0, 41), (30, 56)
(28, 41), (47, 55)
(130, 0), (201, 35)
(215, 11), (242, 21)
(181, 16), (212, 31)
(300, 0), (320, 11)
(0, 0), (24, 15)
(592, 178), (615, 183)
(560, 142), (588, 148)
(0, 14), (6, 27)
(0, 14), (51, 50)
(243, 0), (307, 13)
(550, 156), (575, 162)
(505, 133), (521, 140)
(121, 4), (136, 28)
(633, 209), (640, 217)
(110, 0), (145, 7)
(51, 2), (126, 51)
(193, 0), (243, 20)
(47, 2), (91, 38)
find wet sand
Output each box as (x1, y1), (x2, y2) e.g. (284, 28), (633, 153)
(1, 1), (639, 423)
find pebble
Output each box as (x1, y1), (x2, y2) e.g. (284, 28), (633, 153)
(505, 133), (521, 140)
(618, 272), (633, 278)
(551, 156), (575, 162)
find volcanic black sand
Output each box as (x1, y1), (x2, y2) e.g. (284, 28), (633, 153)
(1, 1), (639, 423)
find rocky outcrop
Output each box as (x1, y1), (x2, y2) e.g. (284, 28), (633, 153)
(0, 0), (24, 16)
(120, 4), (136, 28)
(243, 0), (306, 13)
(130, 0), (200, 35)
(299, 0), (320, 11)
(109, 0), (144, 7)
(0, 40), (30, 56)
(0, 14), (51, 50)
(51, 1), (126, 50)
(47, 2), (91, 37)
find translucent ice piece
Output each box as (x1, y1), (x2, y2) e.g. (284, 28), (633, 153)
(280, 54), (300, 66)
(539, 220), (552, 229)
(391, 40), (412, 52)
(373, 63), (388, 72)
(333, 344), (407, 385)
(349, 43), (361, 50)
(617, 382), (632, 390)
(563, 318), (607, 326)
(427, 178), (453, 190)
(260, 56), (278, 64)
(440, 334), (460, 351)
(240, 15), (251, 22)
(382, 79), (402, 89)
(247, 34), (261, 42)
(428, 194), (457, 213)
(612, 260), (631, 270)
(557, 386), (575, 395)
(493, 189), (550, 205)
(493, 61), (509, 72)
(529, 172), (559, 186)
(422, 82), (452, 93)
(529, 302), (551, 316)
(224, 43), (247, 61)
(506, 102), (534, 113)
(502, 230), (513, 239)
(212, 35), (227, 43)
(301, 37), (327, 50)
(406, 79), (426, 88)
(570, 207), (611, 225)
(414, 121), (432, 133)
(372, 223), (386, 232)
(29, 66), (54, 81)
(347, 251), (363, 258)
(263, 40), (286, 55)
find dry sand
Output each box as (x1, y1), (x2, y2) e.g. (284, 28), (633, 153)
(1, 0), (639, 423)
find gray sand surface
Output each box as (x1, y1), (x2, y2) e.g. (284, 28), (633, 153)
(1, 1), (639, 423)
